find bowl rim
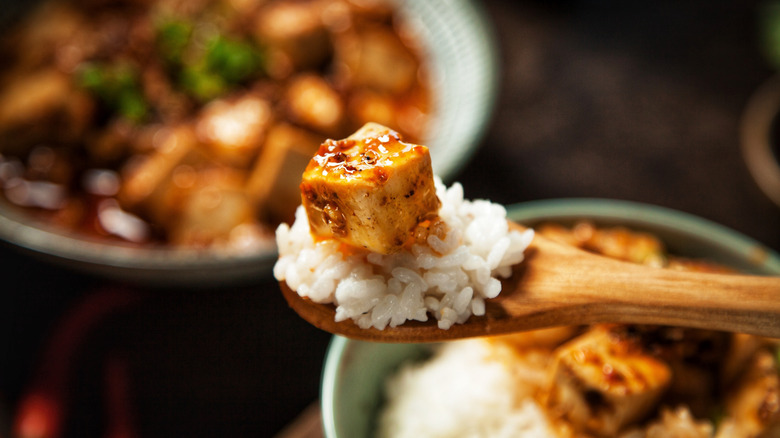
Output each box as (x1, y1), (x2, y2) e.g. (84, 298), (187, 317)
(507, 198), (780, 272)
(409, 0), (501, 181)
(0, 0), (499, 285)
(740, 74), (780, 208)
(0, 200), (278, 285)
(321, 335), (348, 438)
(320, 197), (780, 438)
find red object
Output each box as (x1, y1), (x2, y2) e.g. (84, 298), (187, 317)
(103, 356), (137, 438)
(14, 392), (61, 438)
(12, 288), (141, 438)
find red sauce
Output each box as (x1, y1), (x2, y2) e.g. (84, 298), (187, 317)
(0, 0), (432, 248)
(306, 131), (426, 182)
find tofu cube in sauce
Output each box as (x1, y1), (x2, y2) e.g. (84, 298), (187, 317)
(546, 325), (672, 436)
(300, 123), (439, 254)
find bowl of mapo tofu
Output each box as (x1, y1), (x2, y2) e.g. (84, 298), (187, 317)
(321, 199), (780, 438)
(0, 0), (498, 284)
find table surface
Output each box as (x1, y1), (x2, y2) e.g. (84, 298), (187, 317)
(1, 1), (779, 437)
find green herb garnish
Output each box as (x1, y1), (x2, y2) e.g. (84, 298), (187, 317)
(179, 65), (228, 102)
(156, 18), (194, 65)
(77, 62), (149, 123)
(154, 16), (265, 102)
(204, 35), (265, 84)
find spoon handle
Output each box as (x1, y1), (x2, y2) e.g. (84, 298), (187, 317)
(280, 225), (780, 343)
(501, 231), (780, 337)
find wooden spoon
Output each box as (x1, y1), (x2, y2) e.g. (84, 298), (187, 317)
(280, 222), (780, 343)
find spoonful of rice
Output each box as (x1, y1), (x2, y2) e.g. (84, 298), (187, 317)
(275, 124), (780, 343)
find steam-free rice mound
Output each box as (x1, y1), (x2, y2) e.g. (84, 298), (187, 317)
(273, 177), (534, 330)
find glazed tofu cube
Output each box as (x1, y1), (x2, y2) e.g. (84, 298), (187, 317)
(197, 94), (272, 167)
(0, 69), (93, 153)
(546, 325), (672, 436)
(0, 70), (70, 132)
(348, 89), (430, 144)
(246, 123), (323, 223)
(347, 90), (396, 134)
(716, 349), (780, 438)
(8, 1), (85, 72)
(300, 123), (440, 254)
(491, 326), (580, 351)
(285, 74), (345, 135)
(722, 333), (770, 386)
(169, 168), (256, 247)
(254, 1), (332, 75)
(625, 327), (728, 417)
(119, 124), (197, 207)
(642, 407), (713, 438)
(334, 27), (419, 94)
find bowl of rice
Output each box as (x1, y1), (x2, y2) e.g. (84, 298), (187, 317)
(320, 198), (780, 438)
(0, 0), (498, 286)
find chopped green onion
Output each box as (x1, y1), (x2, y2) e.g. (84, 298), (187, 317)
(153, 14), (267, 101)
(117, 89), (148, 122)
(173, 34), (265, 101)
(179, 65), (228, 102)
(76, 62), (148, 123)
(204, 35), (265, 83)
(78, 63), (105, 90)
(156, 18), (193, 65)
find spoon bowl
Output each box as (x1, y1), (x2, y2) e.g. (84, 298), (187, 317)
(320, 199), (780, 438)
(281, 219), (780, 342)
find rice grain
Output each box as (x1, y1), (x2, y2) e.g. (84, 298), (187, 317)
(274, 178), (534, 330)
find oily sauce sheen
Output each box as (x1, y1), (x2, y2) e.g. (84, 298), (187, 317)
(306, 132), (426, 182)
(299, 124), (441, 254)
(0, 0), (432, 249)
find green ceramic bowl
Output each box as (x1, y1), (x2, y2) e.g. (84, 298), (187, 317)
(320, 198), (780, 438)
(0, 0), (498, 286)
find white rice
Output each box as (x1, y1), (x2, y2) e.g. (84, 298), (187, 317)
(377, 340), (556, 438)
(273, 177), (534, 330)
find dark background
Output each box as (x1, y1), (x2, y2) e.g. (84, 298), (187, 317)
(1, 0), (779, 437)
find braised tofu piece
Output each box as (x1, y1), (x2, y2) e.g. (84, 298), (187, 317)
(285, 74), (345, 135)
(722, 333), (772, 386)
(334, 26), (419, 94)
(0, 70), (70, 132)
(300, 123), (439, 254)
(0, 69), (93, 154)
(197, 94), (272, 167)
(628, 326), (729, 418)
(85, 119), (138, 164)
(1, 1), (86, 72)
(254, 1), (332, 76)
(666, 257), (737, 274)
(169, 168), (257, 247)
(347, 91), (396, 135)
(537, 222), (667, 267)
(348, 89), (429, 144)
(119, 124), (198, 207)
(641, 406), (713, 438)
(491, 327), (580, 351)
(716, 349), (780, 438)
(546, 325), (672, 437)
(246, 123), (322, 223)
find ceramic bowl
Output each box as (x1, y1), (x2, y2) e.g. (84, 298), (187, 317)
(741, 75), (780, 209)
(0, 0), (498, 286)
(320, 198), (780, 438)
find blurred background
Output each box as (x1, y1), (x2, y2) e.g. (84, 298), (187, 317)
(0, 0), (779, 437)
